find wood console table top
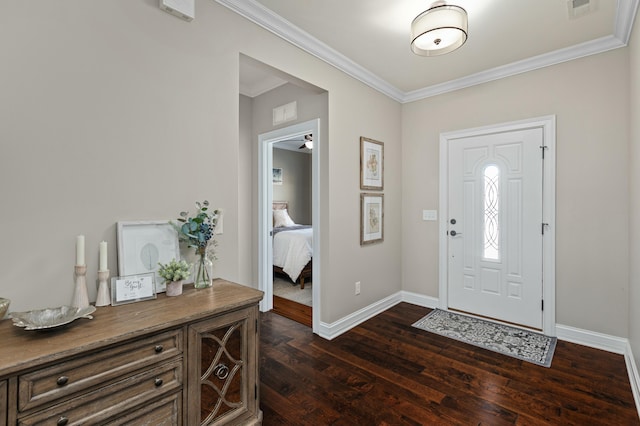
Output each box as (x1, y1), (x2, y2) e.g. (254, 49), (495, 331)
(0, 279), (263, 377)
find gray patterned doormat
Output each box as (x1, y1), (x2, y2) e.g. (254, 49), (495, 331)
(412, 309), (557, 367)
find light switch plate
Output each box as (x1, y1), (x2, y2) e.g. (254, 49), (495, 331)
(214, 209), (224, 235)
(422, 210), (437, 221)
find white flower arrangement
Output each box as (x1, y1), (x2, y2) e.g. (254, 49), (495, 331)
(157, 259), (191, 282)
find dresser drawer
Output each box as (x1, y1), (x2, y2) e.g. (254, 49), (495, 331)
(104, 391), (182, 426)
(18, 359), (182, 426)
(19, 329), (182, 412)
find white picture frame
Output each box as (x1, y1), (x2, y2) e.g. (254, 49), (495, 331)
(116, 221), (181, 293)
(110, 272), (157, 306)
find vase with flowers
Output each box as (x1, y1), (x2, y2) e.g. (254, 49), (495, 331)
(158, 259), (191, 296)
(174, 200), (219, 289)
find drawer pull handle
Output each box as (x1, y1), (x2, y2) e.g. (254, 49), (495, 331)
(154, 378), (163, 387)
(214, 363), (230, 380)
(154, 344), (164, 353)
(57, 416), (69, 426)
(56, 376), (69, 386)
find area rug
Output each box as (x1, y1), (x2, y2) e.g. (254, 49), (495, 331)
(412, 309), (557, 367)
(273, 277), (312, 306)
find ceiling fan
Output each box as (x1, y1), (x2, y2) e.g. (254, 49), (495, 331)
(295, 134), (313, 150)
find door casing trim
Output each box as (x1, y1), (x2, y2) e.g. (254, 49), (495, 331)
(438, 115), (556, 336)
(258, 119), (320, 333)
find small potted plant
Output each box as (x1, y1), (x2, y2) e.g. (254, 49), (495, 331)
(158, 259), (191, 296)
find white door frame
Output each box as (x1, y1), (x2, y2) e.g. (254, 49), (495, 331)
(258, 119), (321, 333)
(438, 115), (556, 336)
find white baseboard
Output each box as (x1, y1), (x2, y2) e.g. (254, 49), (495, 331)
(555, 324), (628, 354)
(400, 290), (440, 309)
(318, 291), (439, 340)
(554, 324), (640, 417)
(625, 343), (640, 416)
(318, 292), (402, 340)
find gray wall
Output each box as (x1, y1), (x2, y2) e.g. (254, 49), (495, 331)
(402, 47), (630, 336)
(273, 148), (312, 225)
(1, 1), (403, 326)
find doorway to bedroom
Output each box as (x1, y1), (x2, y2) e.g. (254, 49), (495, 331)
(271, 137), (314, 326)
(259, 119), (320, 331)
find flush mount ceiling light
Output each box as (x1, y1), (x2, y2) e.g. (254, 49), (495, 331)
(411, 4), (468, 56)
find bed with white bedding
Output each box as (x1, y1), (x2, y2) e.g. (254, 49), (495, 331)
(272, 202), (312, 289)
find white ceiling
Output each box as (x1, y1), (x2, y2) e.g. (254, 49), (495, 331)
(274, 135), (313, 154)
(227, 0), (638, 103)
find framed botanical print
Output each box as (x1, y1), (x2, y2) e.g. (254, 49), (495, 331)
(360, 193), (384, 245)
(360, 137), (384, 190)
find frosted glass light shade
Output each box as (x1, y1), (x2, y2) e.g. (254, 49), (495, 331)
(411, 5), (468, 56)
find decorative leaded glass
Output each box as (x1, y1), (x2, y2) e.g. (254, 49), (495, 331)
(483, 165), (500, 260)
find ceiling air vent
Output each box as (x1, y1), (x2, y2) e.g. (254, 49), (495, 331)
(568, 0), (597, 19)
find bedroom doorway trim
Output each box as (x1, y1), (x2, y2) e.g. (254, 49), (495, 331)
(438, 115), (556, 336)
(259, 119), (321, 333)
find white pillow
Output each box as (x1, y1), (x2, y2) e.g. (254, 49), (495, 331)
(273, 209), (295, 228)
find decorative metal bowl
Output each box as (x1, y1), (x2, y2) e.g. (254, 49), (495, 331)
(11, 305), (96, 331)
(0, 298), (9, 319)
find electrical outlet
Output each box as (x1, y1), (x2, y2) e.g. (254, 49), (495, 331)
(355, 281), (361, 295)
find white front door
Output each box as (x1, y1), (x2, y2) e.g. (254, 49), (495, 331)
(447, 127), (544, 329)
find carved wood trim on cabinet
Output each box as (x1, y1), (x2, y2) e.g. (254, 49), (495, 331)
(0, 380), (6, 426)
(0, 280), (263, 426)
(187, 306), (260, 425)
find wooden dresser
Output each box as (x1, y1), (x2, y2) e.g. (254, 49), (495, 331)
(0, 279), (263, 425)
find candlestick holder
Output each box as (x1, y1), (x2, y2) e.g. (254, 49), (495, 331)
(72, 265), (90, 309)
(96, 270), (111, 307)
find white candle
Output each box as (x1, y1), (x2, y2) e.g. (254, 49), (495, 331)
(76, 235), (85, 266)
(99, 241), (108, 271)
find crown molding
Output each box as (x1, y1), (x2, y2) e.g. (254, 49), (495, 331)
(616, 0), (640, 43)
(402, 35), (624, 102)
(217, 0), (405, 102)
(218, 0), (638, 104)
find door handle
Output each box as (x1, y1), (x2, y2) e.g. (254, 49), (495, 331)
(450, 230), (462, 236)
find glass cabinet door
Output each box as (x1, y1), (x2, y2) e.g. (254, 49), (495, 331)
(187, 306), (258, 425)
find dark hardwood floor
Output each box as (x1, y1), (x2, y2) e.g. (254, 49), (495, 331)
(273, 294), (312, 327)
(260, 302), (640, 425)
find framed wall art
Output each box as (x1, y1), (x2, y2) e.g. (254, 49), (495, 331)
(360, 193), (384, 245)
(360, 137), (384, 190)
(116, 221), (181, 293)
(273, 168), (283, 185)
